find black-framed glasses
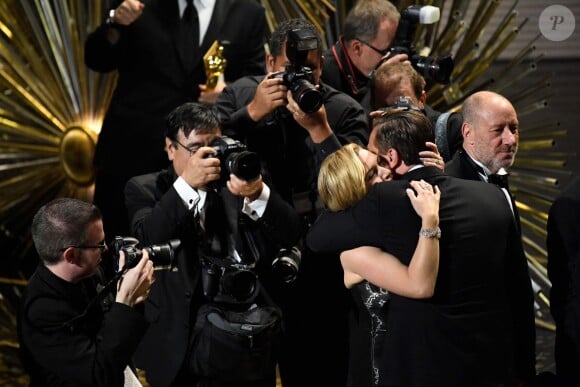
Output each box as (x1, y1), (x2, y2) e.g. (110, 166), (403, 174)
(358, 39), (389, 56)
(174, 140), (200, 156)
(61, 240), (107, 252)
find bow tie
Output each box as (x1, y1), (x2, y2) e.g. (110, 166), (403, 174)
(488, 173), (510, 189)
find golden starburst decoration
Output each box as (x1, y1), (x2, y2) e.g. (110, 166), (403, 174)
(0, 1), (570, 382)
(0, 0), (116, 265)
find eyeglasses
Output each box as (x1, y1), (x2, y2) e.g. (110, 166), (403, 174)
(358, 39), (389, 56)
(61, 240), (107, 252)
(174, 140), (200, 156)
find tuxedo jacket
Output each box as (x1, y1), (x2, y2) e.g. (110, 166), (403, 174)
(445, 148), (536, 379)
(307, 167), (534, 386)
(18, 264), (148, 387)
(547, 175), (580, 380)
(85, 0), (266, 177)
(124, 167), (302, 386)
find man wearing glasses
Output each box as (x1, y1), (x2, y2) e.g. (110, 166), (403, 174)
(18, 197), (155, 387)
(124, 102), (302, 387)
(322, 0), (408, 103)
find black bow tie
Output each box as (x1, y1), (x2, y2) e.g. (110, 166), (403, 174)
(488, 173), (510, 189)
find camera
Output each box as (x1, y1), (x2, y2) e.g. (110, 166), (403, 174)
(201, 255), (258, 303)
(380, 96), (423, 113)
(387, 5), (454, 84)
(272, 28), (323, 114)
(112, 236), (180, 271)
(209, 136), (261, 186)
(271, 246), (302, 284)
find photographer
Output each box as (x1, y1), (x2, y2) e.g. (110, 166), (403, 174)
(369, 61), (463, 162)
(215, 18), (367, 387)
(18, 198), (155, 387)
(322, 0), (408, 103)
(124, 102), (302, 387)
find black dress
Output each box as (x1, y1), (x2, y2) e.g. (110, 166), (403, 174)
(350, 281), (390, 387)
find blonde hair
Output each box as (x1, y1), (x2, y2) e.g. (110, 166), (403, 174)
(318, 143), (369, 212)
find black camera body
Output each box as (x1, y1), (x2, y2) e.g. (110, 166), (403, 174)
(201, 245), (302, 303)
(112, 236), (180, 271)
(209, 136), (261, 186)
(388, 5), (454, 84)
(380, 96), (423, 113)
(201, 255), (258, 303)
(272, 28), (323, 114)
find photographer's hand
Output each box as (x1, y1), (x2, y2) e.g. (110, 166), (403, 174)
(227, 174), (263, 202)
(181, 147), (221, 189)
(198, 79), (227, 105)
(247, 74), (287, 122)
(105, 0), (145, 45)
(116, 250), (155, 307)
(420, 142), (444, 171)
(286, 91), (332, 143)
(380, 52), (409, 67)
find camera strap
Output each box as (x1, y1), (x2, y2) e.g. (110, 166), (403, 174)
(332, 38), (367, 97)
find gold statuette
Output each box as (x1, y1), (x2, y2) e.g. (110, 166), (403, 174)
(203, 40), (227, 89)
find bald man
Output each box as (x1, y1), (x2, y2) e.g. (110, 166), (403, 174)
(445, 91), (536, 384)
(446, 91), (519, 177)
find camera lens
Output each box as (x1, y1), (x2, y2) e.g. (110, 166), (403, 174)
(413, 54), (454, 84)
(227, 151), (261, 182)
(272, 247), (301, 284)
(290, 79), (323, 114)
(221, 269), (257, 301)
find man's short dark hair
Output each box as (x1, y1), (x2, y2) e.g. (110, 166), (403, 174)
(31, 198), (101, 264)
(165, 102), (220, 141)
(372, 110), (434, 165)
(268, 18), (322, 58)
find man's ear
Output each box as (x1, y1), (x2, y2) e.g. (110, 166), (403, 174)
(166, 137), (176, 161)
(462, 121), (473, 144)
(419, 91), (427, 106)
(348, 39), (363, 58)
(62, 247), (79, 265)
(265, 54), (276, 73)
(387, 148), (400, 169)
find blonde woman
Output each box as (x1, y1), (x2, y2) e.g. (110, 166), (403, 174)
(316, 142), (440, 387)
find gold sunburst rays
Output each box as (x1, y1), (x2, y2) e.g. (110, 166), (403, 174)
(0, 0), (116, 264)
(0, 0), (568, 336)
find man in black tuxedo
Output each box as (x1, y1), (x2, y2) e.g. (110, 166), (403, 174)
(445, 91), (537, 384)
(124, 102), (302, 387)
(307, 110), (535, 386)
(84, 0), (266, 240)
(547, 174), (580, 385)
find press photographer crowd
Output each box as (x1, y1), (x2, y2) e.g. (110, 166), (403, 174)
(16, 1), (578, 387)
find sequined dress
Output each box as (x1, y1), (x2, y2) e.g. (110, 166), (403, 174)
(351, 280), (391, 387)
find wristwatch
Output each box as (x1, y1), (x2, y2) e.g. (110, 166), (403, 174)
(106, 9), (116, 24)
(419, 227), (441, 239)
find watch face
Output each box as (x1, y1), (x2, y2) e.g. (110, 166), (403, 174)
(106, 9), (116, 24)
